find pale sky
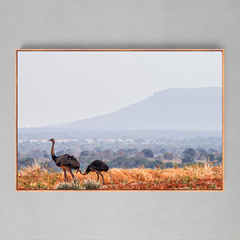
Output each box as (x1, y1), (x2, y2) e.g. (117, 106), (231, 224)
(18, 50), (222, 128)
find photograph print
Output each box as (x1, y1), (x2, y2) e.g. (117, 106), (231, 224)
(16, 49), (224, 191)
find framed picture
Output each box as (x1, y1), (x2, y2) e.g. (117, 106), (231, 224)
(16, 49), (224, 191)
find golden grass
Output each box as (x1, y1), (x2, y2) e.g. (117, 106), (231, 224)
(17, 163), (223, 190)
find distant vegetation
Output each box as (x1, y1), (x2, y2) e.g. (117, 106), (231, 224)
(18, 133), (222, 172)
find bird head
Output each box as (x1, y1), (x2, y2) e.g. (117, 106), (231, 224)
(48, 138), (55, 143)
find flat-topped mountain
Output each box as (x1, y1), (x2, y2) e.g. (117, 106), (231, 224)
(60, 87), (222, 131)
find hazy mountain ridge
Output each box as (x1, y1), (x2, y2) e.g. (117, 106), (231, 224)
(59, 87), (222, 131)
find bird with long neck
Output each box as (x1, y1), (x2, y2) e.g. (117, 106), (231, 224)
(48, 138), (82, 182)
(49, 138), (57, 161)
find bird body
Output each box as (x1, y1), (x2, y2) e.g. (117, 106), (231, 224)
(84, 160), (109, 173)
(48, 138), (81, 181)
(83, 160), (109, 184)
(55, 154), (80, 169)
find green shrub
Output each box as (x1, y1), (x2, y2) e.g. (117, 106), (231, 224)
(54, 179), (101, 190)
(164, 162), (174, 168)
(82, 179), (101, 190)
(55, 179), (85, 190)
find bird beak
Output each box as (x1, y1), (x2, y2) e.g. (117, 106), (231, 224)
(47, 139), (51, 141)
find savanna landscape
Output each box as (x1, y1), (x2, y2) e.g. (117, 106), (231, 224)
(17, 132), (223, 191)
(17, 162), (223, 190)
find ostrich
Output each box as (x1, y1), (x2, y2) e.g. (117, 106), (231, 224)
(48, 138), (82, 182)
(82, 160), (109, 185)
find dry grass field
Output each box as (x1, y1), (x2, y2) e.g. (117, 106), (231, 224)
(17, 162), (223, 190)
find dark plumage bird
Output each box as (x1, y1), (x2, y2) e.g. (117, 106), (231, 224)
(82, 160), (109, 185)
(48, 138), (82, 182)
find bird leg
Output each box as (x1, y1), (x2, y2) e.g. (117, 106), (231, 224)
(63, 169), (67, 182)
(96, 171), (99, 182)
(66, 167), (74, 180)
(99, 172), (105, 185)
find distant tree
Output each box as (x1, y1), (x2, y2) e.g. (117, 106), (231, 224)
(164, 162), (174, 168)
(183, 148), (195, 157)
(198, 148), (208, 157)
(160, 148), (167, 154)
(163, 152), (173, 160)
(207, 153), (215, 162)
(182, 148), (195, 164)
(80, 150), (90, 157)
(142, 149), (154, 158)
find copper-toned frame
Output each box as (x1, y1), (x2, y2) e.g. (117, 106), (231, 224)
(15, 49), (225, 191)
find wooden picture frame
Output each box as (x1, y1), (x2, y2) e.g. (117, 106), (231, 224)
(16, 49), (224, 191)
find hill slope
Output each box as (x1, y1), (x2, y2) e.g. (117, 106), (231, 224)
(60, 87), (222, 131)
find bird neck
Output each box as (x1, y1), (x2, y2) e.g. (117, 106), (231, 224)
(51, 141), (57, 161)
(82, 166), (90, 175)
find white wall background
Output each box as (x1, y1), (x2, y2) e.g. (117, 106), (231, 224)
(0, 0), (239, 239)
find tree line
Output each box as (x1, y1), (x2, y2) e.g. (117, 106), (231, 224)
(18, 147), (222, 171)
